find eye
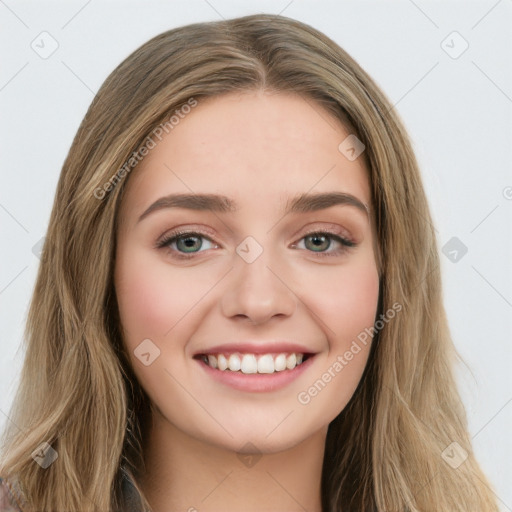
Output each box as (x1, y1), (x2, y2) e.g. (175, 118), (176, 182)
(156, 230), (217, 260)
(156, 228), (357, 260)
(292, 230), (356, 258)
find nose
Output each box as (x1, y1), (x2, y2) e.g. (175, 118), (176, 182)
(220, 246), (298, 325)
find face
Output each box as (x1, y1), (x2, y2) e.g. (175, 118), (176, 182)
(114, 90), (380, 454)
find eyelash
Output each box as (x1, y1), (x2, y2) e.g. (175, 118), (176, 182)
(155, 228), (356, 260)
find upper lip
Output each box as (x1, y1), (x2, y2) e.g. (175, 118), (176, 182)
(193, 341), (316, 356)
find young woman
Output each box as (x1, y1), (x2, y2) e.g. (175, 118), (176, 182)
(0, 13), (500, 512)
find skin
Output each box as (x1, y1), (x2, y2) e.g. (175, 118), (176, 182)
(114, 90), (380, 512)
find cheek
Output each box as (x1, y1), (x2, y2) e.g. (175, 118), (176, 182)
(334, 265), (379, 336)
(114, 249), (200, 408)
(304, 257), (380, 345)
(299, 258), (379, 408)
(115, 248), (198, 342)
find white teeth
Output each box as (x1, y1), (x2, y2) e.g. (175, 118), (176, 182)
(226, 354), (238, 371)
(228, 354), (241, 371)
(217, 354), (228, 371)
(257, 354), (275, 374)
(241, 354), (257, 374)
(274, 353), (287, 371)
(286, 353), (297, 369)
(201, 352), (307, 373)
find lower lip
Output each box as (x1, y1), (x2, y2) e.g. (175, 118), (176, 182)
(195, 355), (316, 393)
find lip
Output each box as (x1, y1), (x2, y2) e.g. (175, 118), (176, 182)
(193, 341), (315, 357)
(194, 353), (317, 393)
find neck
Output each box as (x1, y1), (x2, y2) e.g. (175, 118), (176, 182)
(139, 409), (326, 512)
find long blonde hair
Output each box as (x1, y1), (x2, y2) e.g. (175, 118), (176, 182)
(0, 13), (499, 511)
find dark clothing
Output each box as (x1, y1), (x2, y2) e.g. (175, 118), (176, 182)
(0, 468), (146, 512)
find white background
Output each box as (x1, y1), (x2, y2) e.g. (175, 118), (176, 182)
(1, 0), (511, 509)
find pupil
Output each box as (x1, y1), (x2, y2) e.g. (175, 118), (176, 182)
(307, 234), (329, 252)
(179, 236), (201, 252)
(176, 234), (331, 253)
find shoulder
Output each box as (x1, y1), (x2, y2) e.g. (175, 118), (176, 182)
(0, 476), (26, 512)
(120, 468), (146, 512)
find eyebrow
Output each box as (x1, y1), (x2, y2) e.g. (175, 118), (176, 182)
(137, 191), (369, 224)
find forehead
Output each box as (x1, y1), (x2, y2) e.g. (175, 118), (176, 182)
(119, 91), (371, 219)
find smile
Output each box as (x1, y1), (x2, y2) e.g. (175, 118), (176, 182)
(194, 351), (316, 393)
(196, 352), (310, 374)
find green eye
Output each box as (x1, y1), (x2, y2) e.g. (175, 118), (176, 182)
(157, 230), (356, 260)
